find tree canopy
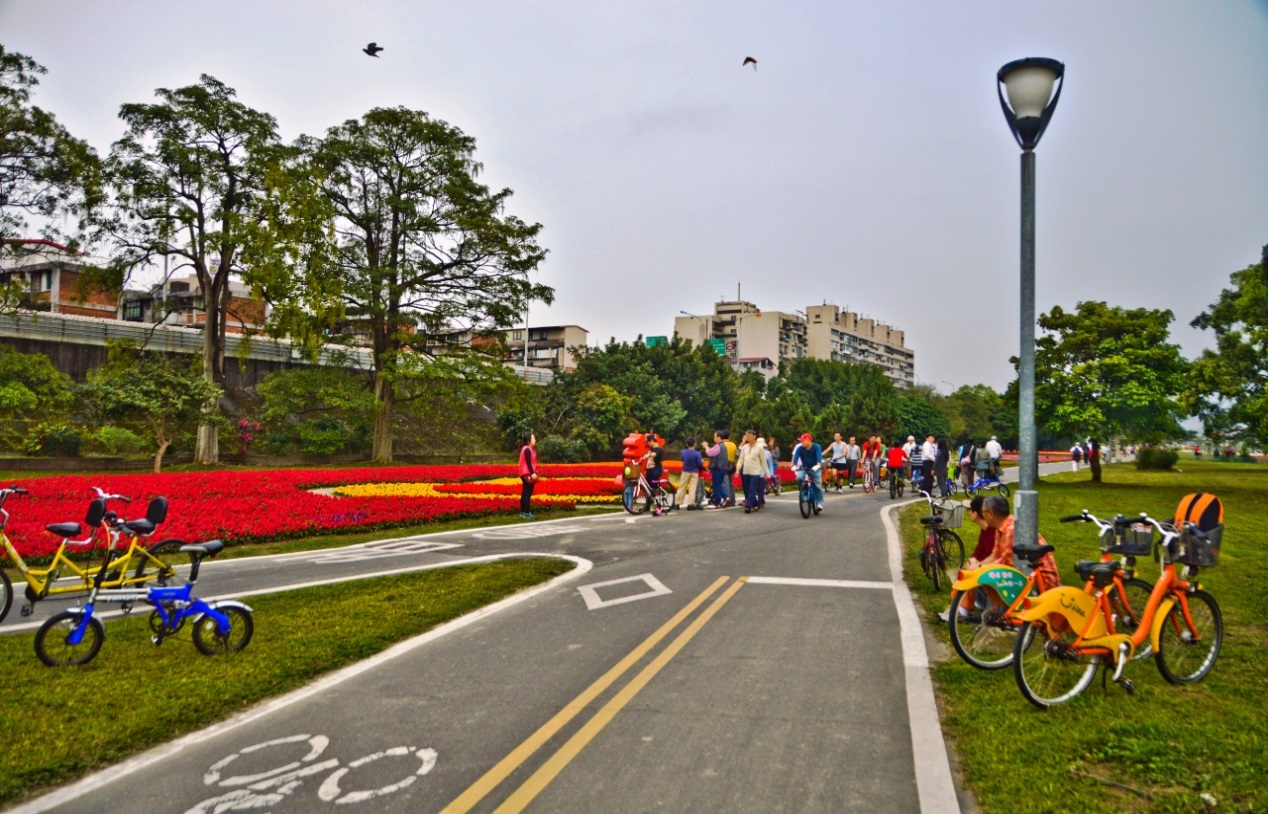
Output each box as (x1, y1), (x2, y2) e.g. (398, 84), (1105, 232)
(1033, 301), (1188, 445)
(1187, 245), (1268, 450)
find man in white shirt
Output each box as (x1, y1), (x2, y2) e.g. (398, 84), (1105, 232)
(844, 436), (861, 488)
(901, 435), (917, 480)
(985, 435), (1003, 477)
(920, 435), (937, 494)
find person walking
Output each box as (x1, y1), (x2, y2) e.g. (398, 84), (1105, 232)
(722, 430), (738, 507)
(705, 432), (727, 508)
(844, 435), (861, 488)
(827, 431), (848, 492)
(739, 430), (768, 512)
(675, 437), (703, 510)
(764, 437), (779, 496)
(736, 431), (753, 506)
(518, 432), (538, 519)
(1070, 441), (1083, 472)
(920, 434), (937, 496)
(934, 437), (951, 498)
(908, 438), (925, 492)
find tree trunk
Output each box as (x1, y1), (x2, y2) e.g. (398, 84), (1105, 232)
(153, 439), (171, 474)
(371, 372), (394, 463)
(1089, 450), (1102, 483)
(193, 271), (227, 465)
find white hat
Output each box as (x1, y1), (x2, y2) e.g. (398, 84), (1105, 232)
(907, 435), (915, 441)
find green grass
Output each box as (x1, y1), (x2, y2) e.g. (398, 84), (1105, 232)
(0, 557), (573, 808)
(901, 461), (1268, 813)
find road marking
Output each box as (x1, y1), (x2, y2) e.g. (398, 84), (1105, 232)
(577, 573), (672, 610)
(301, 540), (463, 564)
(472, 524), (588, 540)
(880, 504), (961, 814)
(492, 577), (746, 813)
(744, 576), (892, 590)
(439, 575), (731, 814)
(10, 554), (592, 814)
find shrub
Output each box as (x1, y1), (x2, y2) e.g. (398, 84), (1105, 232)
(296, 419), (352, 456)
(86, 426), (147, 456)
(1135, 447), (1179, 470)
(537, 436), (589, 463)
(22, 423), (83, 457)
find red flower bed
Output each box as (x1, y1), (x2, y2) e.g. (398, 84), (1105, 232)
(1, 464), (610, 559)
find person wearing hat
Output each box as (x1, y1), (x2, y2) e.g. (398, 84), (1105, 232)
(985, 435), (1003, 477)
(791, 433), (825, 513)
(902, 435), (917, 482)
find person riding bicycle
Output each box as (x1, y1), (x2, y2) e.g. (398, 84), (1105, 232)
(885, 443), (908, 490)
(641, 434), (666, 493)
(860, 435), (882, 483)
(984, 435), (1003, 478)
(791, 433), (825, 513)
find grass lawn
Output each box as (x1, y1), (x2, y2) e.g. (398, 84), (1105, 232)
(0, 557), (574, 808)
(900, 460), (1267, 813)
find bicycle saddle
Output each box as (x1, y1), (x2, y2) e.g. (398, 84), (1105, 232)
(1074, 559), (1121, 588)
(121, 519), (156, 535)
(919, 515), (944, 526)
(179, 540), (225, 558)
(45, 522), (82, 538)
(1013, 543), (1054, 563)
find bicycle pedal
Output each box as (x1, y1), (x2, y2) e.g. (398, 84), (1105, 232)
(1115, 677), (1135, 694)
(20, 603), (32, 617)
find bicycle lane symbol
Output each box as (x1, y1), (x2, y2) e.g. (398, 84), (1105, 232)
(185, 734), (437, 812)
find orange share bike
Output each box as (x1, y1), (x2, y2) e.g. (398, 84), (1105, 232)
(947, 508), (1154, 670)
(1011, 494), (1225, 708)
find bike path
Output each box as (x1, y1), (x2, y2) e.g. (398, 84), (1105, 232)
(14, 488), (956, 814)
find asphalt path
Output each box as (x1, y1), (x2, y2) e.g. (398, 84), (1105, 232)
(10, 463), (1071, 814)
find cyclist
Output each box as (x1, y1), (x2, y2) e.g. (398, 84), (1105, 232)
(861, 435), (882, 487)
(885, 442), (908, 493)
(642, 434), (666, 498)
(791, 433), (825, 513)
(826, 431), (848, 492)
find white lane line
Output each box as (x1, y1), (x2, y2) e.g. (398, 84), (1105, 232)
(9, 553), (593, 814)
(881, 503), (961, 814)
(744, 576), (891, 590)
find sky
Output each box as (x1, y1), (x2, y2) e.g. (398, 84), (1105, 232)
(3, 0), (1267, 392)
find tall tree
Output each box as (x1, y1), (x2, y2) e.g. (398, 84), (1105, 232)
(1187, 245), (1268, 449)
(0, 46), (101, 247)
(96, 75), (281, 464)
(299, 107), (551, 462)
(1033, 301), (1188, 445)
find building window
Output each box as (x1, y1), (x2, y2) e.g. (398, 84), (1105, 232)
(123, 301), (144, 322)
(511, 330), (523, 340)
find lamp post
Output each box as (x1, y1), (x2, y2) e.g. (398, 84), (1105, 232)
(997, 56), (1064, 550)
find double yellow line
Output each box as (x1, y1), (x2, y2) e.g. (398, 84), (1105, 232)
(440, 575), (746, 814)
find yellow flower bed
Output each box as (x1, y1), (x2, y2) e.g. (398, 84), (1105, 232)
(333, 479), (621, 505)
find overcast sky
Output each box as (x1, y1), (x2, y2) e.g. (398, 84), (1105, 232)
(4, 0), (1267, 391)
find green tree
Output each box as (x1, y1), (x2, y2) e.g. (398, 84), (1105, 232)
(0, 346), (75, 451)
(256, 367), (377, 455)
(1032, 301), (1188, 446)
(896, 395), (951, 443)
(0, 46), (101, 247)
(292, 107), (551, 462)
(1187, 245), (1268, 449)
(777, 358), (900, 439)
(78, 347), (222, 472)
(944, 384), (1009, 443)
(95, 75), (283, 464)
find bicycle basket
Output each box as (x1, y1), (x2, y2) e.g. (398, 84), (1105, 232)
(1173, 524), (1222, 568)
(932, 500), (964, 529)
(1102, 522), (1153, 556)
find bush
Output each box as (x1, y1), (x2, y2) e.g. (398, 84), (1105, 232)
(22, 423), (83, 457)
(254, 430), (294, 456)
(86, 426), (147, 456)
(296, 419), (352, 456)
(1135, 447), (1179, 470)
(536, 436), (589, 463)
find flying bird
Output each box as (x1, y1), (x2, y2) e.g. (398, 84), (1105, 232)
(363, 42), (384, 57)
(742, 56), (757, 71)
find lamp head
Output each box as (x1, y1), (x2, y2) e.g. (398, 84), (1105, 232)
(997, 57), (1064, 150)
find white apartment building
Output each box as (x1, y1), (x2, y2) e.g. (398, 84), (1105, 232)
(674, 300), (914, 387)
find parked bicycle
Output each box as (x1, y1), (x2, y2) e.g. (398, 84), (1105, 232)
(916, 492), (966, 590)
(0, 486), (190, 624)
(947, 509), (1153, 670)
(34, 538), (253, 666)
(1011, 494), (1224, 708)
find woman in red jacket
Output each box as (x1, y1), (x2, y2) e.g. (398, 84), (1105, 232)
(518, 432), (538, 519)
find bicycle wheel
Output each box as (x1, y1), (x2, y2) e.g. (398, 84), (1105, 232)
(863, 470), (874, 494)
(1154, 589), (1222, 684)
(897, 477), (905, 498)
(937, 529), (965, 571)
(1012, 620), (1100, 708)
(931, 553), (942, 591)
(133, 538), (194, 587)
(997, 483), (1012, 497)
(35, 610), (105, 667)
(944, 480), (959, 497)
(889, 476), (897, 500)
(0, 567), (12, 624)
(948, 591), (1016, 670)
(192, 605), (254, 655)
(798, 483), (811, 518)
(625, 482), (651, 515)
(1108, 577), (1154, 660)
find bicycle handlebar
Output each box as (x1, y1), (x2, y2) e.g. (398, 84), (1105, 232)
(91, 487), (132, 504)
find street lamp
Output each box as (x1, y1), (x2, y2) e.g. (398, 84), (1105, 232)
(998, 56), (1064, 551)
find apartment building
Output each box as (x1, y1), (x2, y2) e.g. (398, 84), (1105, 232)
(503, 324), (588, 371)
(674, 299), (914, 387)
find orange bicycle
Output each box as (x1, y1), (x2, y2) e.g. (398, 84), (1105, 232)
(1012, 494), (1224, 708)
